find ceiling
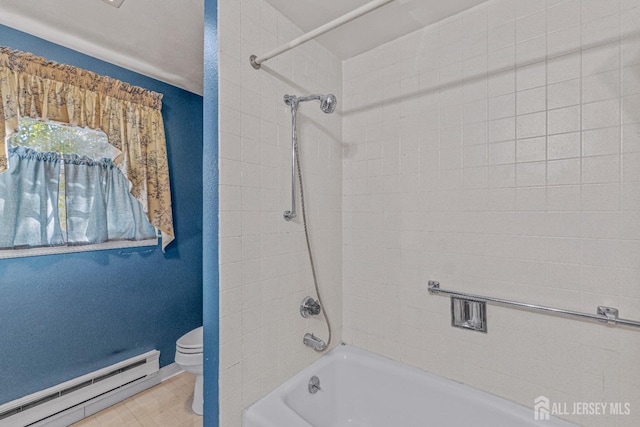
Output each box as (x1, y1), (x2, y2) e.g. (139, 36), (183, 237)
(0, 0), (204, 94)
(267, 0), (488, 60)
(0, 0), (488, 95)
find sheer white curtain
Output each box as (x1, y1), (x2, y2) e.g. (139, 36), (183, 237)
(0, 147), (64, 249)
(64, 155), (156, 244)
(0, 147), (156, 250)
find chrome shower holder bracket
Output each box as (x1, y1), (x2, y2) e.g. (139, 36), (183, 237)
(597, 306), (619, 324)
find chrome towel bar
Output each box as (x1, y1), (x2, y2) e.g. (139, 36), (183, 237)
(428, 281), (640, 329)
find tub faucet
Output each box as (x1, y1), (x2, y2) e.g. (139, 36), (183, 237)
(303, 333), (327, 352)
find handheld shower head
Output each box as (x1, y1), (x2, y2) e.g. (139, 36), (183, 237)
(320, 94), (337, 114)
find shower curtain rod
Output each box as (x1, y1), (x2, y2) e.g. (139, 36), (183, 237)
(250, 0), (394, 69)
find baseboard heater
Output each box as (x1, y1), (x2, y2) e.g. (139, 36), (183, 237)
(0, 350), (160, 427)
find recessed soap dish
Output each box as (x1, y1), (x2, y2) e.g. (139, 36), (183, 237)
(451, 297), (487, 333)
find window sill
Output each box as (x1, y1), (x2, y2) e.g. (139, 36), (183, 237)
(0, 238), (158, 259)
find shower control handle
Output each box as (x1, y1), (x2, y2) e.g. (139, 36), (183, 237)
(300, 296), (321, 318)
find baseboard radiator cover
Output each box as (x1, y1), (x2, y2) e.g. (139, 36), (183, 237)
(0, 350), (160, 427)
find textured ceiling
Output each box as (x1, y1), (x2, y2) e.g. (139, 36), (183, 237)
(0, 0), (204, 94)
(0, 0), (488, 95)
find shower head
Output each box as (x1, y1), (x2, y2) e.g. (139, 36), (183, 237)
(320, 94), (337, 114)
(284, 93), (337, 114)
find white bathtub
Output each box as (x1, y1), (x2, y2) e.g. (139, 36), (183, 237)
(244, 345), (575, 427)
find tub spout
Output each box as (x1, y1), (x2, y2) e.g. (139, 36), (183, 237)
(303, 333), (327, 352)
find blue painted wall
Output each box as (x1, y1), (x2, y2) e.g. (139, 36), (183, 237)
(203, 0), (219, 425)
(0, 25), (203, 404)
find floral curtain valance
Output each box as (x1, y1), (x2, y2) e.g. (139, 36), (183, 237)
(0, 47), (174, 250)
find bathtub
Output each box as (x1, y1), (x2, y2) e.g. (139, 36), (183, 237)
(243, 344), (575, 427)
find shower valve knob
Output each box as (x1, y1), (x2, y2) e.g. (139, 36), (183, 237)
(300, 296), (321, 318)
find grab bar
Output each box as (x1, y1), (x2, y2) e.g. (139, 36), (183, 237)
(428, 281), (640, 329)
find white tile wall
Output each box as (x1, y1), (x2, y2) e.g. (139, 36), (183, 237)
(218, 0), (342, 426)
(342, 0), (640, 426)
(219, 0), (640, 425)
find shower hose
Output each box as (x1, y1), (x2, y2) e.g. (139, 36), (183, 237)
(294, 137), (332, 351)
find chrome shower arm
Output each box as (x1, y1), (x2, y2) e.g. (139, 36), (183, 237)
(296, 94), (322, 103)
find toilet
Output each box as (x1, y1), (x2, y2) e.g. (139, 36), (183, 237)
(175, 326), (203, 415)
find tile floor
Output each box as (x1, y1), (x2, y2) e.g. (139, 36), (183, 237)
(72, 372), (202, 427)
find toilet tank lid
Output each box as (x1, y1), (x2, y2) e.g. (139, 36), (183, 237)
(177, 326), (203, 349)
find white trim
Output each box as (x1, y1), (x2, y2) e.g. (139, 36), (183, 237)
(159, 363), (184, 382)
(0, 238), (158, 259)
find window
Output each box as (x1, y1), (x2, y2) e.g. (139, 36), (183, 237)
(0, 47), (174, 252)
(0, 118), (158, 258)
